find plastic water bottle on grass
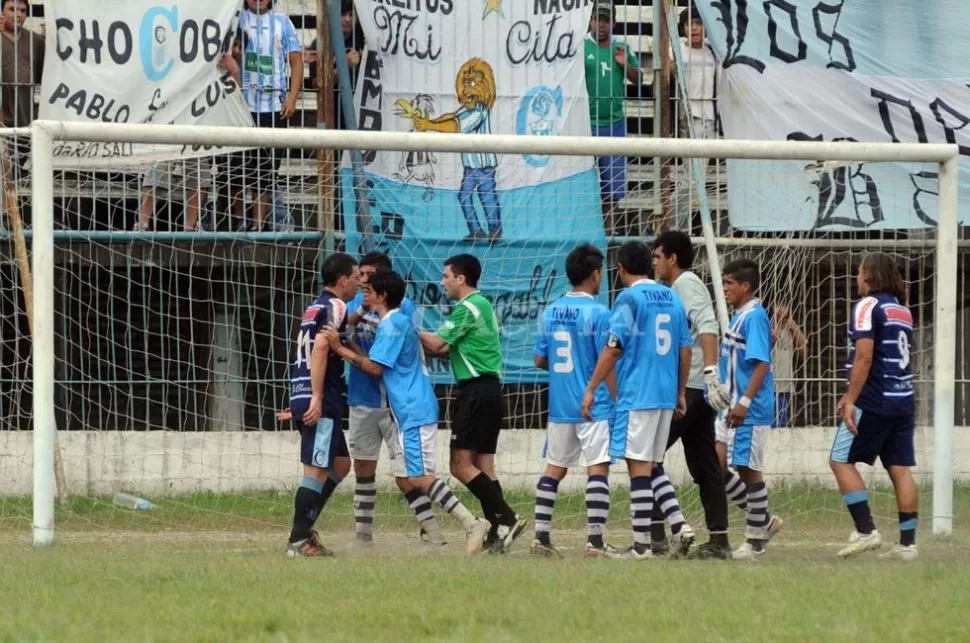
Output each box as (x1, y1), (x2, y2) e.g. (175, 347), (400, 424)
(113, 492), (153, 511)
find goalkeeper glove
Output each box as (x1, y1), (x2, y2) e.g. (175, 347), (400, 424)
(704, 366), (731, 411)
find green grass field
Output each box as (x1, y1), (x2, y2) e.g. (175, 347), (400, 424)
(2, 486), (968, 642)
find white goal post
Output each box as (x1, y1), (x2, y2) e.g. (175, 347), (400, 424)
(28, 120), (960, 546)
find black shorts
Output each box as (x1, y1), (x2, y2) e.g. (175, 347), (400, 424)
(297, 415), (349, 469)
(451, 375), (504, 455)
(830, 409), (915, 468)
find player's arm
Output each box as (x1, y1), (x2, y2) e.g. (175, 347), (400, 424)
(324, 327), (385, 378)
(534, 315), (550, 370)
(605, 369), (618, 401)
(839, 297), (877, 431)
(840, 338), (873, 430)
(689, 281), (732, 410)
(420, 331), (450, 356)
(423, 303), (474, 356)
(303, 334), (329, 425)
(790, 319), (809, 359)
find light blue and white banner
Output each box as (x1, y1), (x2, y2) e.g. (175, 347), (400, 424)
(40, 0), (253, 166)
(693, 0), (970, 231)
(342, 0), (604, 383)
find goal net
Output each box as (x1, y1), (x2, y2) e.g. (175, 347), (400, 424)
(3, 123), (959, 551)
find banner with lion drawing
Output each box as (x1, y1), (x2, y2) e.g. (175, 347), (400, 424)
(341, 0), (603, 384)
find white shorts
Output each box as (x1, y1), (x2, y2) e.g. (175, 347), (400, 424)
(610, 409), (673, 463)
(348, 406), (400, 463)
(716, 418), (769, 472)
(544, 420), (611, 469)
(398, 423), (438, 478)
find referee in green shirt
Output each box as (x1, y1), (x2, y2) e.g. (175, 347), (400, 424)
(420, 254), (527, 553)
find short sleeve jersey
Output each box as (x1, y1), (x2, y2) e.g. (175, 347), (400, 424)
(290, 292), (348, 421)
(368, 309), (439, 431)
(607, 279), (692, 411)
(239, 9), (301, 114)
(346, 292), (418, 408)
(719, 299), (775, 426)
(436, 291), (502, 382)
(585, 35), (639, 126)
(847, 292), (915, 416)
(534, 293), (613, 423)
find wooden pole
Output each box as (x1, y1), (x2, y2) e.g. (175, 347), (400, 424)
(657, 0), (675, 234)
(316, 0), (336, 250)
(0, 141), (68, 505)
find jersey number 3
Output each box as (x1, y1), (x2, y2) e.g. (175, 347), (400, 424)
(552, 330), (574, 373)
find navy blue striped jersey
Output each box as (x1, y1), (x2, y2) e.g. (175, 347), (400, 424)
(290, 291), (349, 421)
(847, 292), (914, 415)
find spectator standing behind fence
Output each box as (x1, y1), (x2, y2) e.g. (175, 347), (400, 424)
(585, 0), (641, 236)
(134, 55), (242, 232)
(771, 303), (807, 427)
(0, 0), (43, 183)
(307, 0), (364, 131)
(678, 8), (719, 140)
(237, 0), (303, 232)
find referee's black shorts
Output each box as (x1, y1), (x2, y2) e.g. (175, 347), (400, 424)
(450, 374), (504, 454)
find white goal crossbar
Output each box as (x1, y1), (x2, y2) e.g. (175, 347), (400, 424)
(28, 121), (960, 545)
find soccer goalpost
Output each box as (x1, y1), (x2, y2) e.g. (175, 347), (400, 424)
(25, 121), (959, 546)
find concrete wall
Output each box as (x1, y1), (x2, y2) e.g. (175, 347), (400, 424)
(2, 426), (968, 497)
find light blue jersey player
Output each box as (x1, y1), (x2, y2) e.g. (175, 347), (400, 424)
(343, 253), (435, 546)
(583, 241), (692, 560)
(531, 244), (615, 558)
(829, 253), (920, 561)
(717, 259), (782, 560)
(326, 271), (490, 553)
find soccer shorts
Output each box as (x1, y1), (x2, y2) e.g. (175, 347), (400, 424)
(717, 419), (769, 472)
(830, 409), (915, 468)
(398, 424), (438, 478)
(299, 415), (349, 469)
(544, 420), (611, 469)
(451, 375), (504, 454)
(348, 405), (401, 463)
(610, 409), (673, 462)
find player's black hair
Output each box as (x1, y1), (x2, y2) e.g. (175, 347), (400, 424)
(368, 270), (406, 310)
(654, 230), (694, 270)
(341, 0), (354, 14)
(723, 258), (761, 293)
(616, 241), (651, 276)
(860, 252), (906, 301)
(565, 243), (604, 287)
(359, 251), (392, 272)
(321, 252), (357, 287)
(444, 253), (482, 288)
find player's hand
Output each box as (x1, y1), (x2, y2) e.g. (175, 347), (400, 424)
(304, 396), (322, 426)
(725, 404), (748, 428)
(320, 326), (342, 351)
(347, 49), (361, 67)
(580, 389), (595, 421)
(675, 393), (687, 419)
(275, 407), (293, 422)
(281, 93), (298, 120)
(839, 397), (859, 434)
(703, 366), (731, 411)
(613, 46), (627, 68)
